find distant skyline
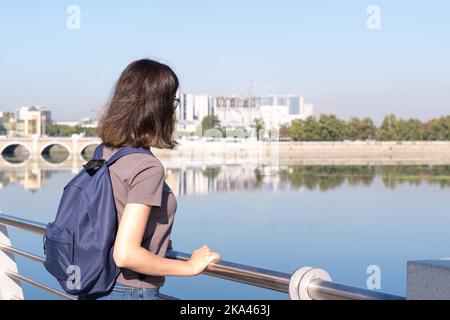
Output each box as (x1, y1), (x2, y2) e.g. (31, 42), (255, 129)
(1, 1), (449, 122)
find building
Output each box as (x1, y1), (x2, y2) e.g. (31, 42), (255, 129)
(54, 117), (98, 128)
(176, 93), (314, 134)
(214, 96), (260, 129)
(79, 117), (98, 128)
(177, 94), (214, 133)
(53, 120), (79, 127)
(16, 106), (52, 137)
(0, 112), (16, 136)
(256, 95), (314, 130)
(0, 106), (52, 137)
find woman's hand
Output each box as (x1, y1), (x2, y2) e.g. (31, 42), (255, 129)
(187, 245), (221, 276)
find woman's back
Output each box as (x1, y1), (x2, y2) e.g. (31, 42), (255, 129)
(102, 145), (177, 288)
(78, 59), (220, 300)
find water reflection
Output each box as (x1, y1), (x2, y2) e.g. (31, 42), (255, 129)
(279, 165), (450, 190)
(1, 159), (450, 194)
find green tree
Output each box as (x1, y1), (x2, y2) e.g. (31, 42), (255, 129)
(303, 116), (321, 140)
(289, 119), (306, 140)
(378, 114), (399, 140)
(82, 127), (98, 137)
(280, 114), (449, 142)
(252, 118), (265, 141)
(397, 118), (424, 140)
(45, 124), (59, 136)
(318, 114), (346, 141)
(345, 117), (377, 140)
(425, 116), (450, 140)
(46, 124), (77, 137)
(279, 123), (291, 138)
(200, 115), (221, 135)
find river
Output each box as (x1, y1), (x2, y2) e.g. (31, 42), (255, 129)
(1, 156), (449, 299)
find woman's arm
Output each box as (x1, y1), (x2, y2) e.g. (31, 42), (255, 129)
(113, 203), (220, 277)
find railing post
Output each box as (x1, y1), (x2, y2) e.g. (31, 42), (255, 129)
(288, 266), (331, 300)
(0, 224), (24, 300)
(407, 259), (450, 300)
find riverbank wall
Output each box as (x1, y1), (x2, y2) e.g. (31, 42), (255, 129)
(153, 141), (450, 166)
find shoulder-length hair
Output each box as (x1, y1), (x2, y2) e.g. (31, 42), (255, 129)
(98, 59), (179, 149)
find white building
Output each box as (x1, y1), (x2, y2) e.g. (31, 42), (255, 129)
(16, 106), (52, 137)
(214, 96), (260, 129)
(177, 94), (214, 133)
(257, 95), (314, 129)
(176, 93), (314, 134)
(55, 117), (98, 128)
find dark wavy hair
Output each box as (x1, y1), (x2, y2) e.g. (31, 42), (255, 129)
(98, 59), (179, 149)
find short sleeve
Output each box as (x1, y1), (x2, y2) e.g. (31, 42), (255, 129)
(126, 161), (165, 207)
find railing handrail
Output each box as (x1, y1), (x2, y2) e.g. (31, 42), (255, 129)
(0, 212), (290, 293)
(0, 212), (405, 300)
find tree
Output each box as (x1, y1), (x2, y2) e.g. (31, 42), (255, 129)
(46, 124), (77, 137)
(424, 116), (450, 140)
(252, 118), (265, 141)
(289, 119), (306, 140)
(279, 114), (449, 142)
(378, 114), (399, 140)
(345, 117), (377, 140)
(397, 118), (424, 140)
(303, 116), (321, 140)
(77, 126), (97, 137)
(279, 124), (291, 138)
(200, 115), (221, 135)
(318, 114), (346, 141)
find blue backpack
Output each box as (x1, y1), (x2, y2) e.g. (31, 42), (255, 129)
(43, 143), (151, 295)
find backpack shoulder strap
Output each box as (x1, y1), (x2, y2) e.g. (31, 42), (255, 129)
(91, 143), (152, 166)
(93, 143), (104, 159)
(105, 145), (152, 167)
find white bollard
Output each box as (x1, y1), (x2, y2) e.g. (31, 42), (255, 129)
(289, 266), (332, 300)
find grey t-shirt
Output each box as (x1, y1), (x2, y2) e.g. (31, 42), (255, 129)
(102, 146), (177, 288)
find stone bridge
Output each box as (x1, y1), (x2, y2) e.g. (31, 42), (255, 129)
(0, 135), (100, 167)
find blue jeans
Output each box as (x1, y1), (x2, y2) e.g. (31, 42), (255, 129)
(78, 283), (160, 300)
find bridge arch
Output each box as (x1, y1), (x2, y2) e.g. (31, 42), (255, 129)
(0, 142), (33, 155)
(0, 142), (32, 164)
(40, 142), (71, 164)
(39, 142), (72, 155)
(79, 142), (100, 162)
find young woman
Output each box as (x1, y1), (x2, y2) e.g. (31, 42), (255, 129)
(78, 59), (221, 300)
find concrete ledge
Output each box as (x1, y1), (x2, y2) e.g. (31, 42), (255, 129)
(407, 259), (450, 300)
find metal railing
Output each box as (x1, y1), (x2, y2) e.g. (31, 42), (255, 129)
(0, 212), (405, 300)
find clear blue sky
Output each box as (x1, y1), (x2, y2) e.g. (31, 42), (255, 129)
(0, 1), (449, 122)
